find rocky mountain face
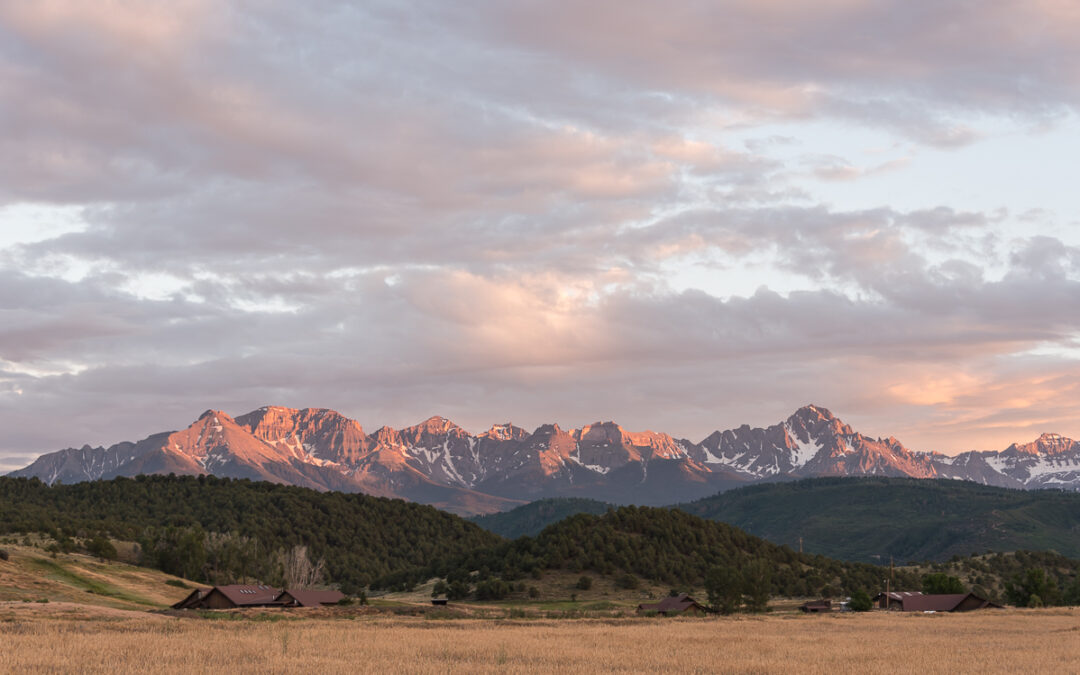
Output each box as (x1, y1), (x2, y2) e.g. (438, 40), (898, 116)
(9, 405), (1080, 514)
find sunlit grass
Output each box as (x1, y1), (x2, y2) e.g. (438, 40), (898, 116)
(0, 607), (1076, 673)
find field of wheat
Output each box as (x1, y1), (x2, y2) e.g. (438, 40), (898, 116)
(1, 604), (1077, 673)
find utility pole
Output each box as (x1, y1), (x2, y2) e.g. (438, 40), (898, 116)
(798, 537), (803, 554)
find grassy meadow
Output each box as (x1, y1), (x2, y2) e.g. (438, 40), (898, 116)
(1, 605), (1078, 673)
(1, 543), (1078, 673)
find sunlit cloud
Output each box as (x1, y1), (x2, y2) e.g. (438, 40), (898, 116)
(1, 1), (1079, 465)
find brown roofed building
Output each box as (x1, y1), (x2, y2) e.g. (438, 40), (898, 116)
(872, 591), (1002, 612)
(277, 589), (345, 607)
(172, 584), (284, 610)
(875, 591), (924, 610)
(171, 587), (210, 610)
(637, 594), (709, 616)
(172, 585), (348, 610)
(799, 599), (832, 613)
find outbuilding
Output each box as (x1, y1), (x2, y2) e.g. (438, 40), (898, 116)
(799, 599), (832, 613)
(637, 594), (709, 616)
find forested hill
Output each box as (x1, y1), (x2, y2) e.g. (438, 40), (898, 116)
(469, 497), (611, 538)
(376, 505), (920, 599)
(0, 475), (500, 593)
(677, 477), (1080, 563)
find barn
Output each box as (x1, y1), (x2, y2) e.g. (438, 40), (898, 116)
(872, 591), (1002, 612)
(799, 599), (833, 613)
(637, 594), (709, 616)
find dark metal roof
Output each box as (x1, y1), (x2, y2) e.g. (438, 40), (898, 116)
(277, 589), (345, 607)
(872, 591), (1001, 612)
(211, 584), (284, 606)
(172, 585), (349, 610)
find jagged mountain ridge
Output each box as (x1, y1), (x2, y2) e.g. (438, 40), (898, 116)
(9, 404), (1080, 514)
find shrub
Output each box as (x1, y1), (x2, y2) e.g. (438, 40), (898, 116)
(615, 573), (639, 590)
(474, 577), (511, 601)
(431, 580), (448, 598)
(0, 548), (9, 561)
(922, 573), (965, 595)
(446, 580), (471, 601)
(165, 579), (189, 588)
(85, 534), (118, 561)
(576, 576), (592, 591)
(849, 589), (873, 612)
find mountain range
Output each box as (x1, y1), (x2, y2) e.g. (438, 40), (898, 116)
(9, 404), (1080, 514)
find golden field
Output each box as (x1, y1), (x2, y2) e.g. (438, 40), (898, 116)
(1, 605), (1078, 674)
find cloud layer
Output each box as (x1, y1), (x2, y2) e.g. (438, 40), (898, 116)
(2, 1), (1080, 469)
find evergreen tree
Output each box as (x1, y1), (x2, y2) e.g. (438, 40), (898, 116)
(741, 559), (772, 613)
(705, 564), (742, 614)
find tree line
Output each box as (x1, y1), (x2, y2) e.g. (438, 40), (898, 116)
(0, 475), (499, 594)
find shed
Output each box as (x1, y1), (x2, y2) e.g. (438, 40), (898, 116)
(637, 594), (709, 616)
(799, 599), (832, 613)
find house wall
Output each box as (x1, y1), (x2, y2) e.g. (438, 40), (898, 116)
(202, 591), (238, 610)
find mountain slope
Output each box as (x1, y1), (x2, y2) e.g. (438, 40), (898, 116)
(678, 477), (1080, 563)
(0, 474), (502, 593)
(377, 505), (922, 599)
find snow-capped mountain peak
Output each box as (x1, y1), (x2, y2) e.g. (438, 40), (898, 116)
(9, 404), (1080, 515)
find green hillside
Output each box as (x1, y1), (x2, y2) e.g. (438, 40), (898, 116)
(678, 477), (1080, 563)
(378, 505), (922, 599)
(469, 497), (611, 538)
(0, 475), (501, 593)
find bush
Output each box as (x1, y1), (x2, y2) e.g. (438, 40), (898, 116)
(576, 575), (593, 591)
(615, 573), (639, 590)
(85, 535), (118, 561)
(0, 548), (9, 561)
(165, 579), (189, 588)
(922, 572), (965, 595)
(474, 577), (511, 601)
(432, 580), (448, 598)
(446, 580), (471, 601)
(849, 589), (873, 612)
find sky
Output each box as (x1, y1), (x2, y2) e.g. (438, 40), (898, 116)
(3, 0), (1080, 471)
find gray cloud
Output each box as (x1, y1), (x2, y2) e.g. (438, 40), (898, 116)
(2, 0), (1079, 467)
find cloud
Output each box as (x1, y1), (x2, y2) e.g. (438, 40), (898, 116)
(1, 0), (1080, 466)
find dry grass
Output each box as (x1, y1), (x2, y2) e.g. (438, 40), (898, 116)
(1, 606), (1077, 673)
(0, 544), (192, 610)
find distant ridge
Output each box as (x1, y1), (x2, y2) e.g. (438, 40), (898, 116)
(678, 476), (1080, 563)
(9, 404), (1080, 514)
